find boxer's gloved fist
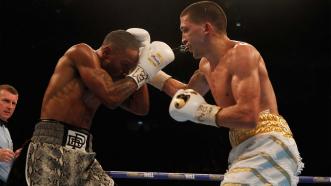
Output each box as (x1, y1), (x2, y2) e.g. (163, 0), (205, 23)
(126, 28), (151, 47)
(128, 41), (175, 89)
(169, 89), (221, 127)
(126, 28), (172, 91)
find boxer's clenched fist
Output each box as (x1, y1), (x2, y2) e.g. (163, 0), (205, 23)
(169, 89), (221, 127)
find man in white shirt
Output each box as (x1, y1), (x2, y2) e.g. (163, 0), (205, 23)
(0, 84), (20, 185)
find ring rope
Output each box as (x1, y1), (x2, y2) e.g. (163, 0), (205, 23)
(106, 171), (331, 184)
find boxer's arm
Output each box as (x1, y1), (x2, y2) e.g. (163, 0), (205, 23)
(186, 69), (209, 95)
(169, 46), (260, 129)
(14, 148), (22, 158)
(159, 58), (209, 97)
(187, 57), (211, 95)
(158, 70), (208, 97)
(120, 84), (150, 116)
(161, 78), (186, 97)
(161, 70), (209, 97)
(67, 44), (138, 109)
(216, 45), (260, 129)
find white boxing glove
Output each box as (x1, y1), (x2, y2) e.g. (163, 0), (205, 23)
(126, 28), (151, 47)
(169, 89), (221, 127)
(127, 41), (175, 89)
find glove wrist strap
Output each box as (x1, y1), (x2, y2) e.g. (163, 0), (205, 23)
(149, 71), (172, 91)
(194, 104), (221, 127)
(127, 65), (149, 89)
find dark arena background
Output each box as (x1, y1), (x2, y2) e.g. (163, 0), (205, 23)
(1, 0), (330, 185)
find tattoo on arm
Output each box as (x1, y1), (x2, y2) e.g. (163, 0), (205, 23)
(108, 78), (137, 102)
(91, 69), (138, 106)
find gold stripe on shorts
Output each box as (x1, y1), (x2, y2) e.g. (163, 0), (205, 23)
(269, 135), (298, 165)
(231, 151), (291, 185)
(222, 183), (249, 186)
(260, 152), (291, 185)
(226, 167), (272, 185)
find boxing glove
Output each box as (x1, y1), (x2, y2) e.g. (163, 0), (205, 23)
(169, 89), (221, 127)
(127, 41), (175, 89)
(126, 28), (151, 47)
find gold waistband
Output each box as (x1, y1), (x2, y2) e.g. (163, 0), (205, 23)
(229, 113), (293, 147)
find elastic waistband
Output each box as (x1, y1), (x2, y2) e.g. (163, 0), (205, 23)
(32, 120), (93, 152)
(39, 119), (90, 133)
(229, 113), (293, 148)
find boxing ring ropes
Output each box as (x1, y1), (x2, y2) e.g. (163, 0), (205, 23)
(106, 171), (331, 184)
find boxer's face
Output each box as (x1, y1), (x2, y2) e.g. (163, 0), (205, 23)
(104, 48), (139, 79)
(180, 15), (206, 59)
(0, 89), (18, 121)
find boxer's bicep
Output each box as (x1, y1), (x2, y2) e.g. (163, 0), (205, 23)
(230, 46), (260, 123)
(231, 67), (260, 113)
(214, 48), (260, 129)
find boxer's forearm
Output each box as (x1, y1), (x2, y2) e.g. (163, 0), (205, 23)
(120, 84), (149, 116)
(150, 69), (209, 97)
(162, 75), (209, 97)
(187, 70), (210, 96)
(81, 68), (138, 109)
(215, 104), (259, 129)
(101, 77), (138, 109)
(162, 78), (187, 97)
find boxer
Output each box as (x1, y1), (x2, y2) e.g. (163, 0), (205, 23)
(150, 1), (303, 185)
(7, 28), (174, 186)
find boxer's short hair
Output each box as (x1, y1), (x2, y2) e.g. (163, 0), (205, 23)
(102, 30), (141, 52)
(181, 1), (227, 34)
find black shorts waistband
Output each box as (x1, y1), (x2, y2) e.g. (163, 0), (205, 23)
(39, 119), (90, 133)
(32, 120), (93, 152)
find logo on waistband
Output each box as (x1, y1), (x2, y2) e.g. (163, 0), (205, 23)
(65, 130), (88, 150)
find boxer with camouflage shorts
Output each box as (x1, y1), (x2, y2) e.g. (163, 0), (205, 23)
(7, 28), (174, 185)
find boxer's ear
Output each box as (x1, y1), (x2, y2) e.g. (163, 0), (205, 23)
(203, 22), (213, 34)
(102, 46), (112, 55)
(100, 46), (113, 61)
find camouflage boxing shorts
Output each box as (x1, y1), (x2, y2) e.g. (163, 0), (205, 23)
(25, 120), (114, 186)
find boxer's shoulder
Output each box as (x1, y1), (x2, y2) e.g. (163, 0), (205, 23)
(63, 43), (97, 66)
(199, 57), (210, 74)
(66, 43), (94, 55)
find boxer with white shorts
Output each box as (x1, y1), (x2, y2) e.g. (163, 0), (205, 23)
(149, 1), (303, 185)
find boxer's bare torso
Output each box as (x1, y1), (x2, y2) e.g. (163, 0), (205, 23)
(198, 41), (279, 128)
(41, 43), (148, 130)
(41, 44), (107, 129)
(162, 40), (279, 129)
(200, 41), (278, 114)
